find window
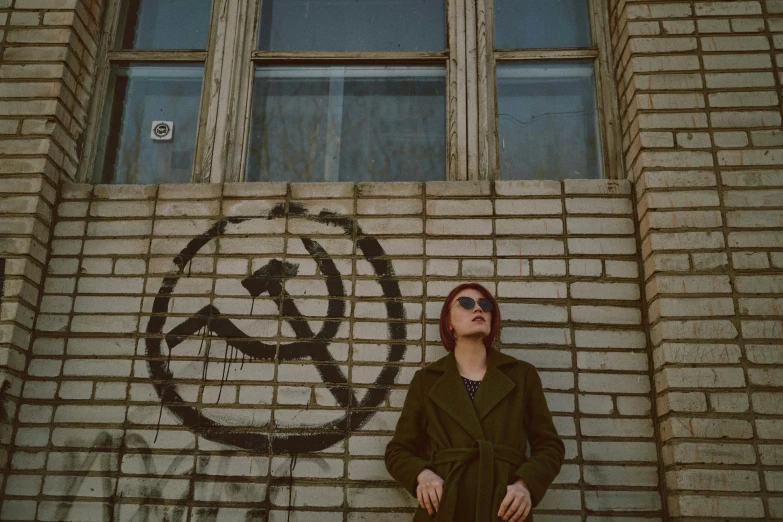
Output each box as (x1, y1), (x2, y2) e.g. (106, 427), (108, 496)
(80, 0), (620, 184)
(245, 0), (448, 183)
(491, 0), (621, 181)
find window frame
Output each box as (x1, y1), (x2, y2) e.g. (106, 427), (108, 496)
(482, 0), (623, 181)
(78, 0), (622, 184)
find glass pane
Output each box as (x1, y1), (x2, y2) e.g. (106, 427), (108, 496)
(497, 61), (603, 181)
(246, 66), (446, 182)
(97, 64), (204, 184)
(494, 0), (591, 49)
(257, 0), (444, 52)
(118, 0), (212, 50)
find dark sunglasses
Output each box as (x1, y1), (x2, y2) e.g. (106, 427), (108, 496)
(453, 296), (495, 312)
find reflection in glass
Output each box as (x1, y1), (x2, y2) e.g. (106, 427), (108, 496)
(497, 62), (603, 181)
(246, 66), (446, 182)
(257, 0), (444, 52)
(118, 0), (212, 50)
(97, 64), (204, 184)
(494, 0), (591, 49)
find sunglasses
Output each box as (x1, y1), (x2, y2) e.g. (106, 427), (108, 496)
(453, 296), (495, 312)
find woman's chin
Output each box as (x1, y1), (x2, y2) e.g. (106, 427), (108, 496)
(457, 327), (491, 340)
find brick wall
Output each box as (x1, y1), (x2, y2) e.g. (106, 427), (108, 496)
(1, 180), (664, 521)
(612, 0), (783, 519)
(0, 0), (103, 492)
(1, 0), (782, 520)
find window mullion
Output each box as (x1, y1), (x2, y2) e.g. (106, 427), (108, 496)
(232, 0), (261, 183)
(76, 0), (123, 183)
(195, 0), (251, 183)
(589, 0), (624, 180)
(450, 0), (468, 180)
(465, 0), (479, 180)
(477, 0), (497, 180)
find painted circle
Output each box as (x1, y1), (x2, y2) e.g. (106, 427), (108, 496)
(145, 206), (406, 454)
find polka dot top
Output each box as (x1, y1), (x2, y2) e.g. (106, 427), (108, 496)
(462, 376), (481, 401)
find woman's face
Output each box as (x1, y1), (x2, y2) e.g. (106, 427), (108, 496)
(448, 288), (492, 341)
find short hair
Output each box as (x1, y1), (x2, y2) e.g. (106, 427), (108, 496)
(438, 282), (501, 352)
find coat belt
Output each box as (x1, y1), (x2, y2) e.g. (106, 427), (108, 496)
(432, 440), (525, 522)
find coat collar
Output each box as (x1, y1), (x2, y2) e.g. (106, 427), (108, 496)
(426, 349), (517, 440)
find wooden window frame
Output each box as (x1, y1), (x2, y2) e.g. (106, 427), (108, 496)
(479, 0), (623, 180)
(78, 0), (622, 184)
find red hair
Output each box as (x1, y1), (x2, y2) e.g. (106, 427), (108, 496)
(439, 283), (501, 352)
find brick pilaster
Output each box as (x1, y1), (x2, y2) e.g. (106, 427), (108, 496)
(0, 0), (104, 490)
(611, 0), (783, 518)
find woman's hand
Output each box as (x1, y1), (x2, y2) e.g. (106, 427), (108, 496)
(498, 478), (532, 522)
(416, 468), (444, 516)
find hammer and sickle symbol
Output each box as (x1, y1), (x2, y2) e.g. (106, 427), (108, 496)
(145, 203), (406, 454)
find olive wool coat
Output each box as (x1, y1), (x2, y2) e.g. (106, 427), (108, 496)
(385, 349), (565, 522)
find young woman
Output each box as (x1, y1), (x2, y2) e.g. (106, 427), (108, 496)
(385, 283), (564, 522)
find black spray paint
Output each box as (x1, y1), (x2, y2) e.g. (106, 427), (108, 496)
(146, 203), (406, 454)
(0, 379), (11, 424)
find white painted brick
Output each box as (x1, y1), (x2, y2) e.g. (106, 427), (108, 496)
(698, 18), (731, 32)
(669, 494), (764, 518)
(714, 131), (749, 147)
(494, 180), (561, 196)
(569, 259), (602, 277)
(709, 91), (778, 108)
(495, 199), (562, 215)
(705, 72), (775, 89)
(495, 218), (563, 235)
(627, 3), (692, 19)
(703, 53), (771, 70)
(702, 35), (769, 51)
(571, 282), (640, 300)
(656, 367), (746, 391)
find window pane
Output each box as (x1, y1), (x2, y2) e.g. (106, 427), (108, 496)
(97, 64), (204, 184)
(257, 0), (445, 52)
(497, 61), (603, 181)
(494, 0), (591, 49)
(246, 66), (446, 182)
(119, 0), (212, 50)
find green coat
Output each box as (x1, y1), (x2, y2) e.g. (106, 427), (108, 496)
(385, 349), (565, 522)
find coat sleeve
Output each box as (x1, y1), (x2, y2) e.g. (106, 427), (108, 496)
(513, 364), (565, 507)
(385, 370), (435, 497)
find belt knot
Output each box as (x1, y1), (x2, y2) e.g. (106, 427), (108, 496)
(431, 441), (524, 522)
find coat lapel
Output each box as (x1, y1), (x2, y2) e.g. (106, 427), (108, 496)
(427, 353), (486, 441)
(473, 363), (515, 421)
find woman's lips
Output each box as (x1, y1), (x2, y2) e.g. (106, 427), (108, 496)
(472, 317), (485, 322)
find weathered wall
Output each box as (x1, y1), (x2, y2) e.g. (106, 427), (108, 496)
(0, 0), (103, 492)
(0, 179), (665, 521)
(1, 0), (783, 520)
(611, 0), (783, 519)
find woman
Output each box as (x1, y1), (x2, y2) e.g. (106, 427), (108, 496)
(385, 283), (564, 522)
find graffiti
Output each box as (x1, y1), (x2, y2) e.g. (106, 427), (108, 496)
(0, 379), (11, 424)
(50, 431), (271, 522)
(146, 202), (406, 453)
(0, 257), (5, 301)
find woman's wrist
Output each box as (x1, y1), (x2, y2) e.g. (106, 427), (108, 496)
(417, 468), (436, 483)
